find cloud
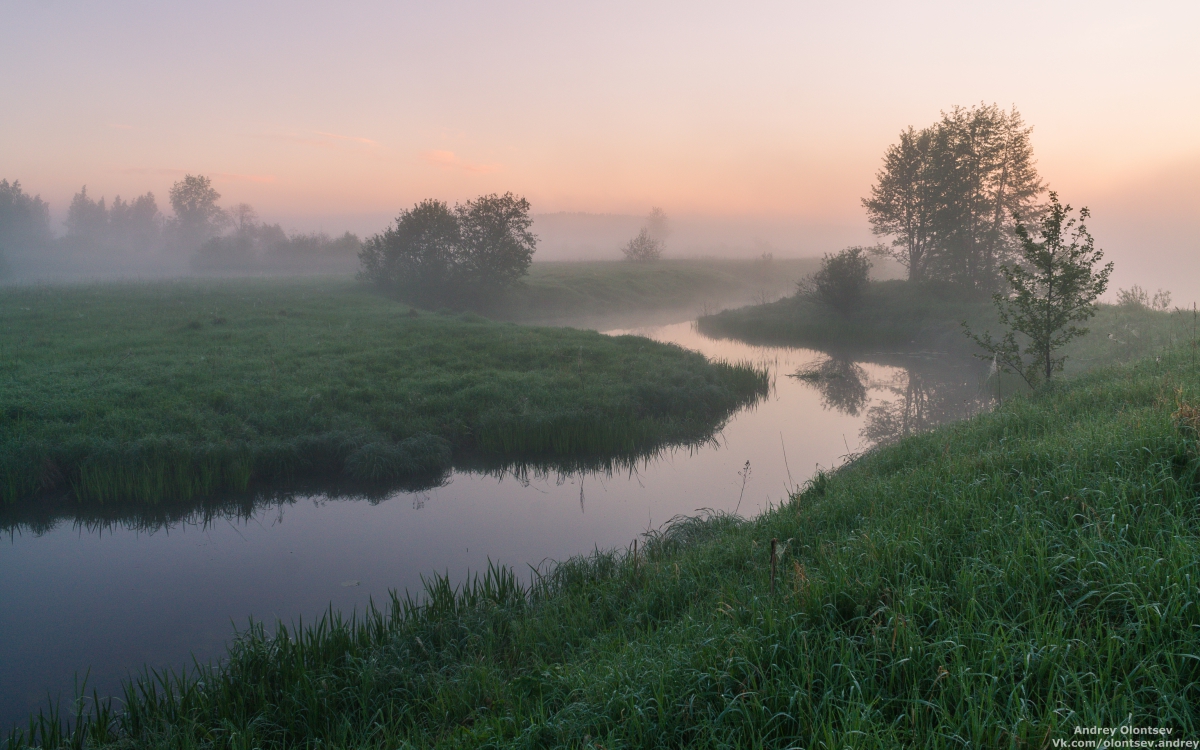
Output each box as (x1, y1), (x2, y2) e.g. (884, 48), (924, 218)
(421, 150), (501, 174)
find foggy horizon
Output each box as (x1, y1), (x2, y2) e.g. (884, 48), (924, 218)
(3, 1), (1198, 295)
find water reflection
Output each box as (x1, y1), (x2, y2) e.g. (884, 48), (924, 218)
(792, 352), (994, 447)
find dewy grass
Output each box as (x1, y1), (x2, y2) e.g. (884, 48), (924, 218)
(13, 342), (1200, 748)
(0, 278), (767, 506)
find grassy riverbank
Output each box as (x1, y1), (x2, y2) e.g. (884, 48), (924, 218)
(17, 343), (1200, 748)
(698, 280), (1186, 367)
(0, 278), (767, 505)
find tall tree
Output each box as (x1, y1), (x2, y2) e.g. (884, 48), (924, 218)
(65, 186), (109, 240)
(454, 192), (537, 292)
(864, 104), (1043, 291)
(0, 179), (52, 275)
(965, 193), (1112, 386)
(862, 126), (942, 281)
(169, 174), (226, 248)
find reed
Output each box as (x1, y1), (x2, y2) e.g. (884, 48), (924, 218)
(12, 341), (1200, 748)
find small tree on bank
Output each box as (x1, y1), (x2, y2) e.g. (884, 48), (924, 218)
(804, 246), (872, 314)
(622, 228), (662, 262)
(966, 192), (1112, 386)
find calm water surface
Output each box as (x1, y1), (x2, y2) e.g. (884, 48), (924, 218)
(0, 318), (992, 728)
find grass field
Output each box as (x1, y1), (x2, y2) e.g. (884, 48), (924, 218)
(0, 277), (768, 506)
(14, 338), (1200, 748)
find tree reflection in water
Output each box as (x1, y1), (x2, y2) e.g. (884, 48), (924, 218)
(793, 353), (994, 447)
(791, 356), (871, 416)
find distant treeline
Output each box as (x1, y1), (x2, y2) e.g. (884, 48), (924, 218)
(0, 175), (360, 279)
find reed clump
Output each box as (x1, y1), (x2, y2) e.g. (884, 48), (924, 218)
(0, 278), (767, 507)
(12, 342), (1200, 748)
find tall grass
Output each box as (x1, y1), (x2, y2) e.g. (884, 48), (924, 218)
(13, 343), (1200, 748)
(0, 278), (767, 507)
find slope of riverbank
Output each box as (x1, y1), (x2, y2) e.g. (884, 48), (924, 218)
(18, 343), (1200, 747)
(0, 278), (767, 506)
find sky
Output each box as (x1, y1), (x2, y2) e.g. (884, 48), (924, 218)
(2, 1), (1198, 292)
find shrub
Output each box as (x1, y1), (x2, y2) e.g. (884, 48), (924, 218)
(621, 228), (662, 262)
(805, 246), (872, 313)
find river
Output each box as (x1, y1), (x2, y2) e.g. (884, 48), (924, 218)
(0, 315), (993, 729)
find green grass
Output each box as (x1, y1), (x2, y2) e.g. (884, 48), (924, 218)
(699, 279), (1189, 369)
(484, 258), (820, 323)
(15, 341), (1200, 748)
(0, 277), (767, 506)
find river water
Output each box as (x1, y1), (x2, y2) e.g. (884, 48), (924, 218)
(0, 317), (993, 729)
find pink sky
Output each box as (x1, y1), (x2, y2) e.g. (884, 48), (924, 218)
(2, 1), (1197, 293)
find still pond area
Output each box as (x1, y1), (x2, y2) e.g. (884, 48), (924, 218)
(1, 316), (994, 729)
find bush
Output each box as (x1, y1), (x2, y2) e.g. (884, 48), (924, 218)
(803, 246), (872, 313)
(621, 228), (663, 262)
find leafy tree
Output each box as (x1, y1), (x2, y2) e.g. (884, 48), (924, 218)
(169, 174), (226, 248)
(965, 193), (1112, 386)
(0, 179), (51, 275)
(861, 126), (943, 281)
(108, 192), (161, 253)
(454, 192), (537, 292)
(864, 104), (1043, 291)
(359, 199), (460, 295)
(622, 228), (663, 262)
(360, 193), (537, 302)
(806, 246), (872, 314)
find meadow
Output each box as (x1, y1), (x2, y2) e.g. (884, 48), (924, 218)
(0, 277), (768, 506)
(13, 327), (1200, 748)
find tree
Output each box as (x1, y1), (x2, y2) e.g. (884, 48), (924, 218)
(864, 104), (1044, 291)
(0, 179), (52, 275)
(454, 192), (537, 292)
(965, 193), (1112, 386)
(806, 246), (872, 314)
(169, 174), (226, 248)
(622, 228), (662, 262)
(645, 206), (670, 245)
(862, 126), (942, 281)
(359, 199), (460, 294)
(359, 194), (536, 302)
(622, 207), (669, 262)
(65, 186), (109, 240)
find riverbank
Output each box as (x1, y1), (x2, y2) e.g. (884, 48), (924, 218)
(18, 342), (1200, 747)
(0, 278), (767, 505)
(698, 279), (1184, 367)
